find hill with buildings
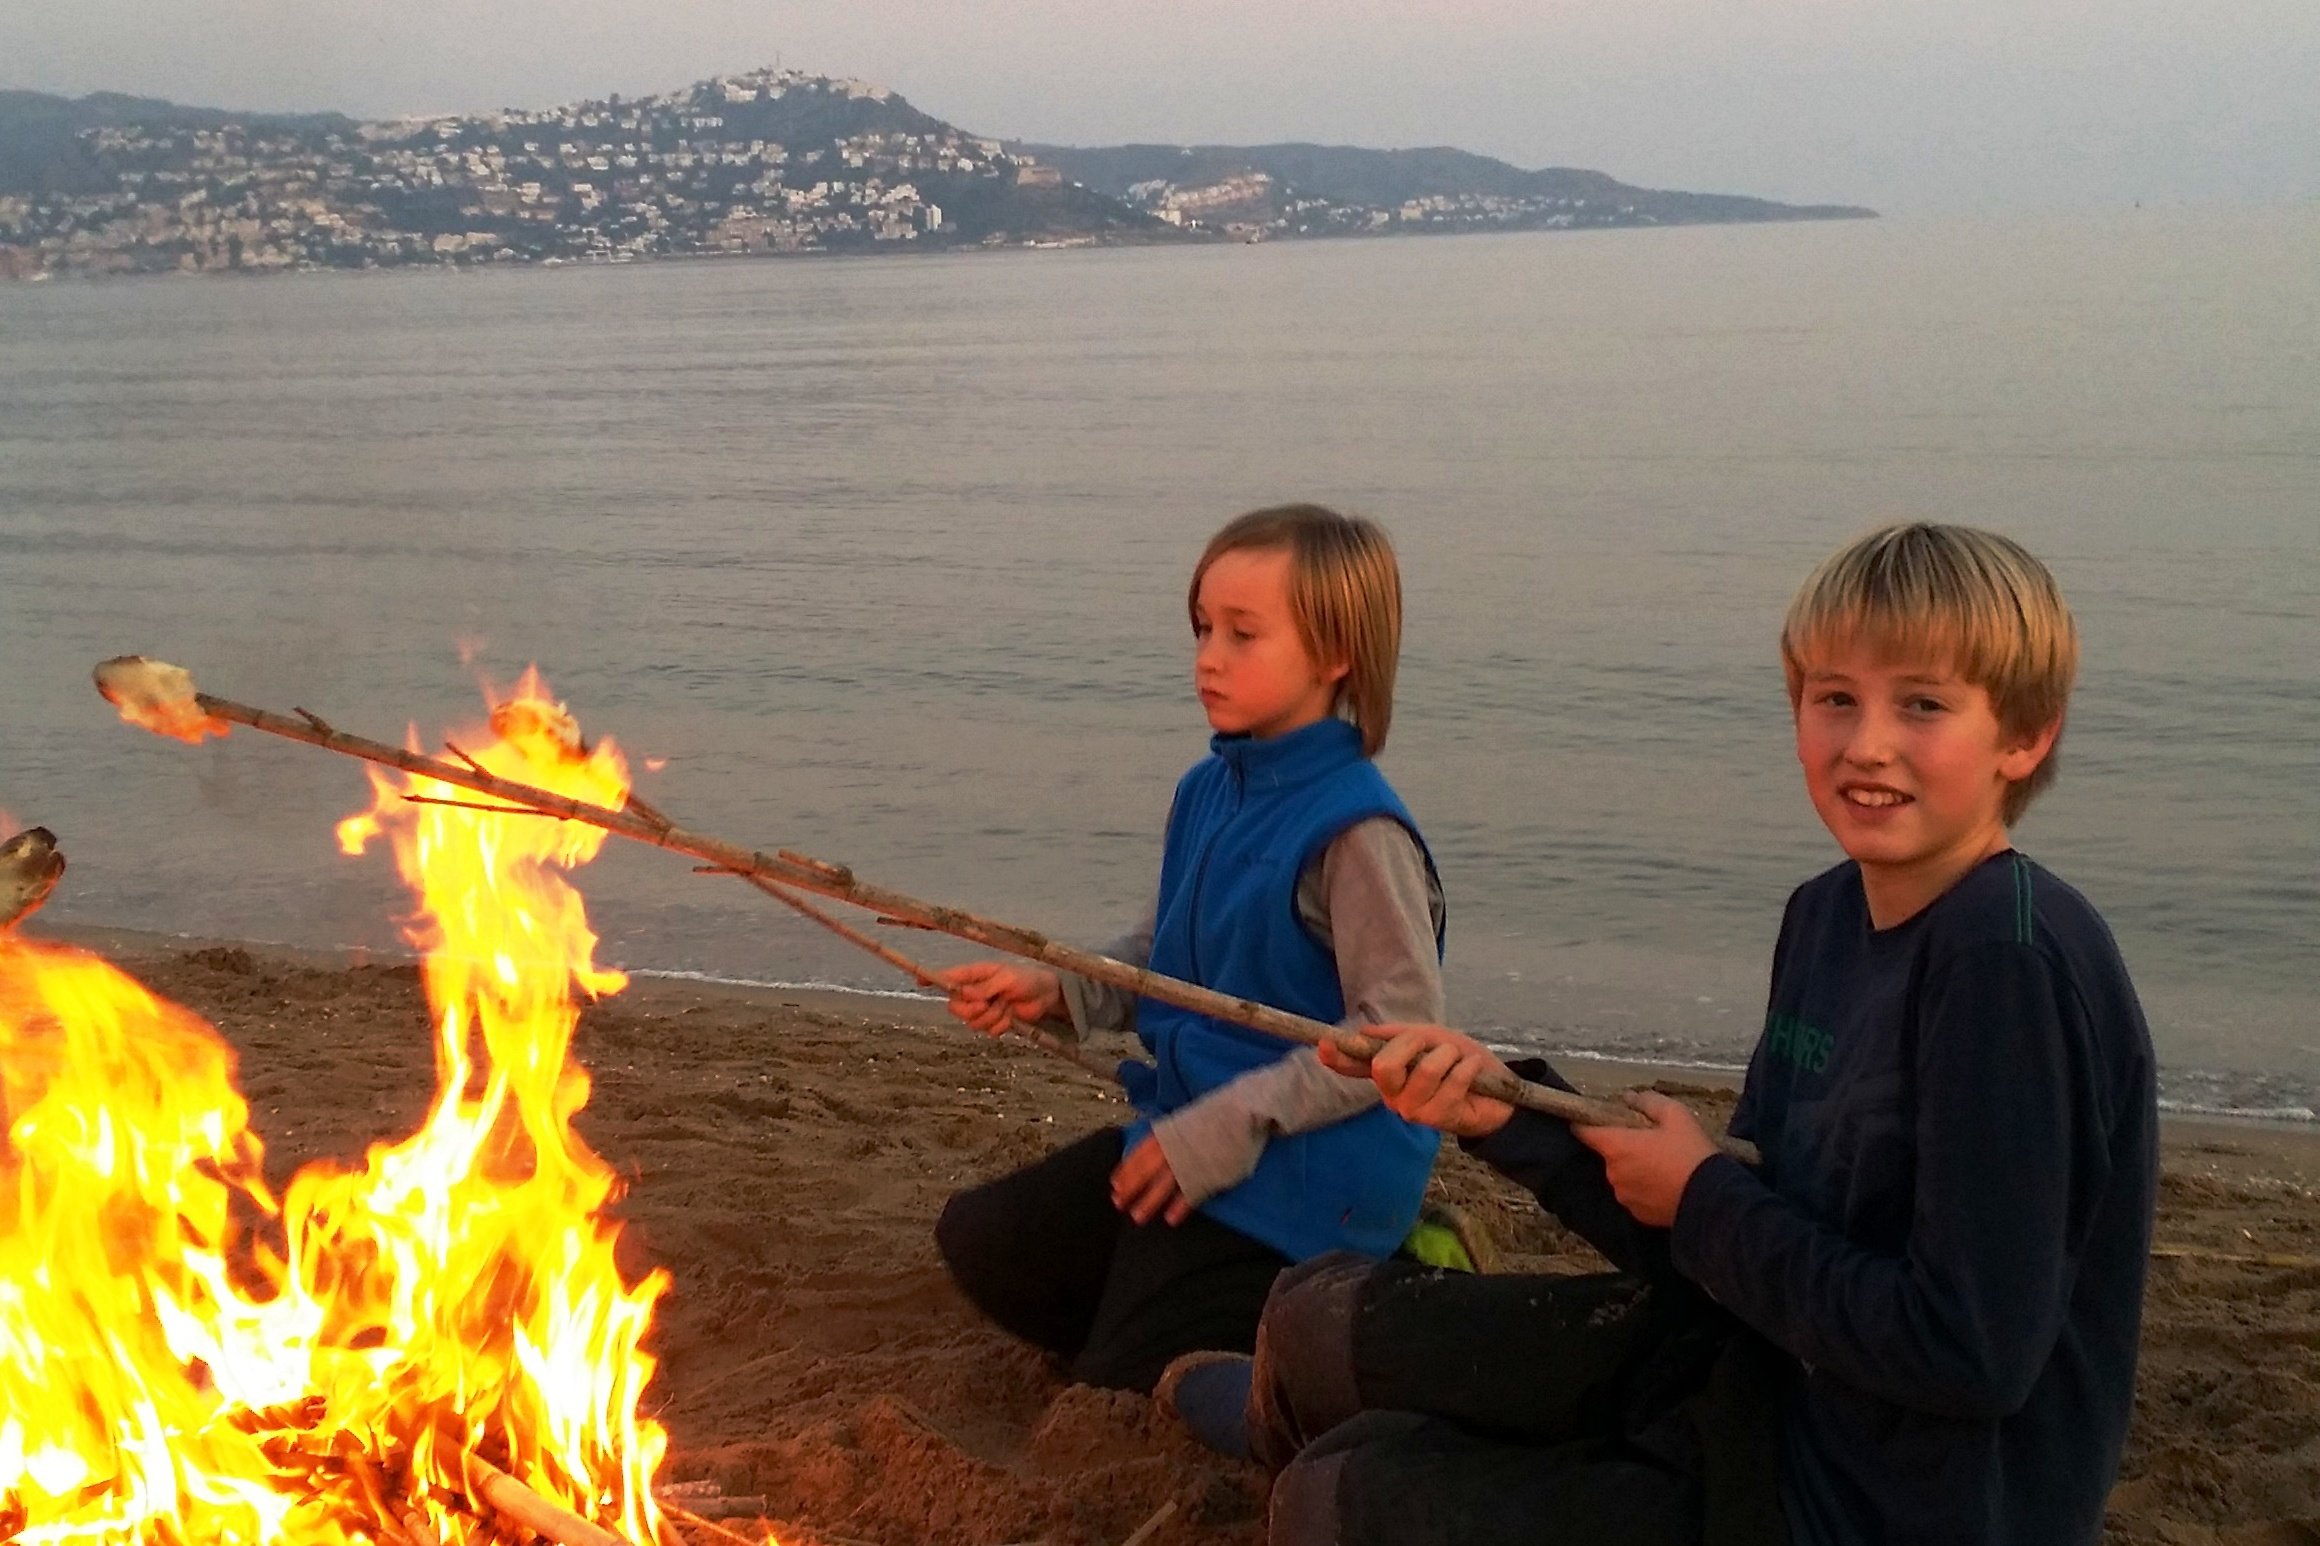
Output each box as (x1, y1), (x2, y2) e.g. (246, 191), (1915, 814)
(1018, 141), (1875, 237)
(0, 69), (1870, 280)
(0, 70), (1168, 278)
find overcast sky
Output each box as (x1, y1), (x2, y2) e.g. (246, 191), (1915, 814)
(4, 0), (2313, 212)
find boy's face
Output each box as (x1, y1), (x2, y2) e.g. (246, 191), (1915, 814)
(1192, 547), (1347, 742)
(1793, 638), (2056, 921)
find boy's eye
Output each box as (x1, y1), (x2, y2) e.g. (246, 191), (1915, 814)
(1813, 690), (1855, 709)
(1903, 695), (1950, 715)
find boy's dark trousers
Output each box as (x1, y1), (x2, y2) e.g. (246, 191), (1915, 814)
(935, 1126), (1290, 1393)
(1245, 1054), (1793, 1546)
(1252, 1254), (1790, 1546)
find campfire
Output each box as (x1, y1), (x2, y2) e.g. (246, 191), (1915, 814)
(2, 673), (673, 1546)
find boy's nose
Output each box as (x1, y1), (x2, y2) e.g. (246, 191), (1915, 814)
(1843, 709), (1898, 765)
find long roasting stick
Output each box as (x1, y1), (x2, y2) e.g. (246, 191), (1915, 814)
(103, 664), (1746, 1148)
(716, 865), (1124, 1081)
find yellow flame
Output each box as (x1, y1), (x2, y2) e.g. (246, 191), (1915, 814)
(2, 667), (677, 1545)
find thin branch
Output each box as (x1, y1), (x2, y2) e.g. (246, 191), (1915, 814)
(401, 794), (559, 817)
(1118, 1499), (1178, 1546)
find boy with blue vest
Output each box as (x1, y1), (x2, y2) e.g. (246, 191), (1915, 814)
(1168, 523), (2159, 1546)
(934, 505), (1448, 1394)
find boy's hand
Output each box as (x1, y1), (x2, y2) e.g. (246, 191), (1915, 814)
(1321, 1025), (1517, 1140)
(936, 960), (1064, 1036)
(1111, 1134), (1193, 1226)
(1575, 1091), (1720, 1228)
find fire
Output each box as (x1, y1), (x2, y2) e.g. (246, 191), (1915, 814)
(1, 669), (675, 1545)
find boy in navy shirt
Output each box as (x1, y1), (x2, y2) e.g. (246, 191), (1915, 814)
(1160, 523), (2159, 1546)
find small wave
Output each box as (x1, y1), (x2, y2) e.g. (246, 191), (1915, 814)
(629, 967), (942, 1003)
(2157, 1098), (2319, 1125)
(1486, 1042), (1752, 1078)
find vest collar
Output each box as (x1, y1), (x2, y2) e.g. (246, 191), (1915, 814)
(1211, 716), (1364, 792)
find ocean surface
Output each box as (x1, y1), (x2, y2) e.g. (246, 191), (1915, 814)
(3, 205), (2314, 1119)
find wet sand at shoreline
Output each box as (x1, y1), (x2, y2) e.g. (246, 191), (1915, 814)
(54, 929), (2320, 1545)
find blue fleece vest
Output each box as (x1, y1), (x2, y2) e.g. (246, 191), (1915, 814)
(1119, 716), (1443, 1262)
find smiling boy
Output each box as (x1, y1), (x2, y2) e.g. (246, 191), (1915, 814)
(1170, 524), (2160, 1546)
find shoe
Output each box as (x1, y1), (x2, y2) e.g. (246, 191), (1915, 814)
(1399, 1200), (1496, 1274)
(1154, 1350), (1254, 1461)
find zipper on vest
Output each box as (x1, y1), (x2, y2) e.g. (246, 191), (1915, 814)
(1181, 755), (1246, 987)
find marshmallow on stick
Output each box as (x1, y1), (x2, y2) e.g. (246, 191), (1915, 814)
(0, 826), (65, 931)
(94, 655), (231, 744)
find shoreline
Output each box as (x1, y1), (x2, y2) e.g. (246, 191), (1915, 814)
(42, 919), (2320, 1158)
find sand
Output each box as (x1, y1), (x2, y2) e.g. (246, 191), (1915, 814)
(68, 934), (2320, 1545)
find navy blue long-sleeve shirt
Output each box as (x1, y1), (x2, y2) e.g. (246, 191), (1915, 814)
(1670, 851), (2158, 1545)
(1466, 851), (2156, 1545)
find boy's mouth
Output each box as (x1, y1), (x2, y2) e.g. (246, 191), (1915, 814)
(1841, 784), (1912, 809)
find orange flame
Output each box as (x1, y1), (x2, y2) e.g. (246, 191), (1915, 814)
(2, 667), (679, 1545)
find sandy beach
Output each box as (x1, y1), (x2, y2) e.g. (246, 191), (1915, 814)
(64, 931), (2320, 1545)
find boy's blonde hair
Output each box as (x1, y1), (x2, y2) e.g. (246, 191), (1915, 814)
(1190, 504), (1403, 756)
(1782, 523), (2079, 823)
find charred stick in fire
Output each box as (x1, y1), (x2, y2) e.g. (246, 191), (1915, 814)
(455, 1450), (635, 1546)
(95, 659), (1752, 1154)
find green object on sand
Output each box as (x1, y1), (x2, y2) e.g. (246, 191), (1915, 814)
(1401, 1218), (1479, 1273)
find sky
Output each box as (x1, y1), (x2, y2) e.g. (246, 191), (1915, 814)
(3, 0), (2315, 213)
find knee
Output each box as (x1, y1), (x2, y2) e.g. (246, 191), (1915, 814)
(1267, 1448), (1346, 1546)
(1259, 1250), (1372, 1372)
(933, 1187), (990, 1285)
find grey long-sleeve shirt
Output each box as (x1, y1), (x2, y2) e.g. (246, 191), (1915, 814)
(1060, 815), (1446, 1206)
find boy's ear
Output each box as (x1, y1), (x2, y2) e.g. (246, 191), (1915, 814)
(1319, 653), (1352, 687)
(1997, 716), (2063, 783)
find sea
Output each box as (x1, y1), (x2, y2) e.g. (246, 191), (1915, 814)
(2, 204), (2314, 1121)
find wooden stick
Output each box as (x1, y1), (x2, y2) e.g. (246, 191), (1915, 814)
(457, 1449), (635, 1546)
(699, 862), (1122, 1082)
(151, 679), (1747, 1151)
(658, 1500), (763, 1546)
(1118, 1498), (1178, 1546)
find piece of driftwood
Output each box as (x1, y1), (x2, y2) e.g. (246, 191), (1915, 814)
(97, 659), (1756, 1154)
(657, 1499), (763, 1546)
(1117, 1498), (1178, 1546)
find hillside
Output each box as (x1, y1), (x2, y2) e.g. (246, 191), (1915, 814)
(0, 69), (1869, 280)
(0, 90), (353, 198)
(1019, 140), (1874, 236)
(0, 70), (1177, 277)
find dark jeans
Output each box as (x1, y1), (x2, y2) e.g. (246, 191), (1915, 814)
(934, 1126), (1291, 1393)
(1252, 1254), (1789, 1546)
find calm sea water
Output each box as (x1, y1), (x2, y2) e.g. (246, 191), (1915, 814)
(3, 207), (2314, 1118)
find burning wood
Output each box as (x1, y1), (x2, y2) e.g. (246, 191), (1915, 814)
(94, 656), (1746, 1150)
(0, 826), (64, 931)
(6, 670), (668, 1546)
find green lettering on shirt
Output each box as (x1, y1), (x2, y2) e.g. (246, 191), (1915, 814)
(1764, 1010), (1832, 1074)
